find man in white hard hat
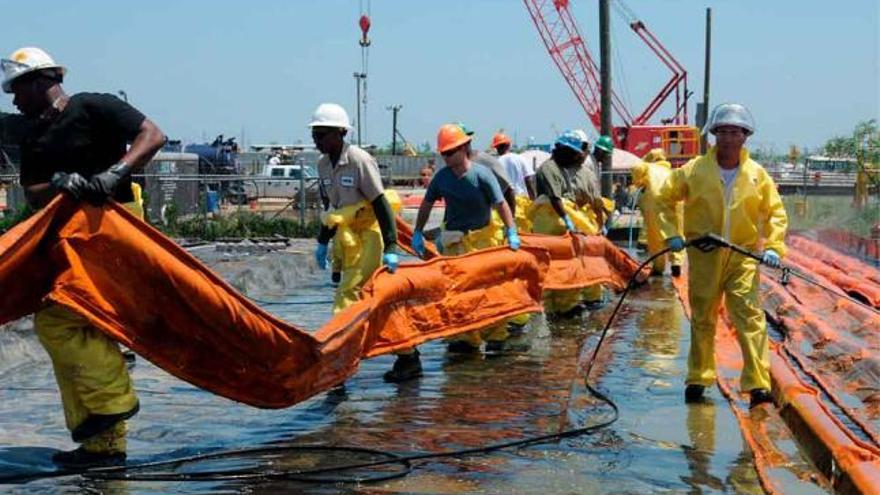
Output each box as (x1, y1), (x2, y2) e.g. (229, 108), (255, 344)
(307, 103), (418, 382)
(659, 102), (788, 408)
(2, 46), (165, 467)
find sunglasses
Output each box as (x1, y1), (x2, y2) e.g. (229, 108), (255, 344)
(441, 145), (463, 158)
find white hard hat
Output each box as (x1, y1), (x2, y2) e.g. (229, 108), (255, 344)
(1, 47), (66, 93)
(704, 103), (755, 136)
(572, 129), (590, 143)
(308, 103), (352, 129)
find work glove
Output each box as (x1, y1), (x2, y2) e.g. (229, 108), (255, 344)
(562, 215), (575, 232)
(50, 172), (90, 200)
(84, 162), (132, 205)
(762, 249), (781, 268)
(315, 242), (329, 270)
(506, 226), (521, 251)
(412, 230), (426, 258)
(666, 236), (685, 252)
(383, 252), (399, 273)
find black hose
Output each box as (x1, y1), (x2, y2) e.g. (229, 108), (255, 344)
(5, 243), (667, 486)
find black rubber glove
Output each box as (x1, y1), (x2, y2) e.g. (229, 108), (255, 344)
(84, 162), (132, 205)
(50, 172), (90, 200)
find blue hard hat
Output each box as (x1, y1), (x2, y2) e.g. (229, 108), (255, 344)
(555, 131), (583, 153)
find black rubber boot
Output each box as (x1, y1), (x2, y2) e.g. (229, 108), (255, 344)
(549, 303), (585, 321)
(383, 351), (423, 383)
(484, 340), (506, 353)
(52, 447), (126, 469)
(71, 402), (140, 443)
(684, 384), (705, 403)
(671, 265), (682, 278)
(749, 388), (773, 408)
(447, 341), (480, 354)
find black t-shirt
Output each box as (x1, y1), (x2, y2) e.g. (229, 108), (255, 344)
(20, 92), (146, 203)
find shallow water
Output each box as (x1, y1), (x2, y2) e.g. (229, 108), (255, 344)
(0, 246), (773, 493)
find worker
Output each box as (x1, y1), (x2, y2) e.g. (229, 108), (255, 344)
(493, 132), (536, 199)
(308, 103), (416, 382)
(530, 131), (602, 317)
(411, 123), (521, 352)
(631, 148), (684, 277)
(3, 46), (165, 467)
(417, 165), (433, 188)
(658, 103), (787, 408)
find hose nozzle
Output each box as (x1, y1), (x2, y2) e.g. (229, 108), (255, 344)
(689, 234), (731, 252)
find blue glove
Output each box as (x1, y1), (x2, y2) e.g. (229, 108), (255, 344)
(666, 236), (685, 252)
(762, 249), (781, 268)
(412, 230), (426, 257)
(562, 215), (575, 232)
(506, 226), (521, 251)
(383, 252), (399, 273)
(315, 243), (329, 270)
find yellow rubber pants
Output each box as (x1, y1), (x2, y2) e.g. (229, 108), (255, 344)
(33, 198), (143, 454)
(529, 199), (603, 313)
(323, 203), (383, 314)
(35, 305), (137, 454)
(644, 203), (684, 274)
(443, 223), (511, 345)
(686, 248), (771, 392)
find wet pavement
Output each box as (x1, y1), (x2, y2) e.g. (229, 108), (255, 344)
(0, 245), (792, 493)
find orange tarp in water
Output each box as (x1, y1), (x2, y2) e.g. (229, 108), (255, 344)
(0, 197), (644, 409)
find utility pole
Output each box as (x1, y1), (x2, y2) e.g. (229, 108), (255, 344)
(387, 105), (402, 155)
(599, 0), (612, 197)
(700, 8), (712, 154)
(353, 72), (366, 146)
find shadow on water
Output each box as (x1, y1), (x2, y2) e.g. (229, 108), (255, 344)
(0, 248), (766, 494)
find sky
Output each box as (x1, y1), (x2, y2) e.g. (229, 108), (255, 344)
(2, 0), (878, 153)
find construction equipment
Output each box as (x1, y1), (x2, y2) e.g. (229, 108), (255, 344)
(523, 0), (700, 164)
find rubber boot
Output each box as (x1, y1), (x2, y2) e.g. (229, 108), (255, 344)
(684, 384), (705, 403)
(71, 402), (140, 443)
(749, 388), (772, 408)
(383, 350), (423, 383)
(447, 341), (480, 354)
(52, 447), (126, 469)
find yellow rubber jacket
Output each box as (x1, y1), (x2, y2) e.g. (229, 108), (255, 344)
(657, 147), (788, 256)
(631, 158), (684, 270)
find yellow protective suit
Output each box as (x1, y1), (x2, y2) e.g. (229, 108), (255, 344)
(529, 197), (603, 312)
(441, 217), (513, 345)
(658, 147), (788, 392)
(322, 191), (401, 313)
(631, 150), (685, 274)
(34, 197), (145, 455)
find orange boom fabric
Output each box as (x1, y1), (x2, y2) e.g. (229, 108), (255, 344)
(0, 198), (643, 409)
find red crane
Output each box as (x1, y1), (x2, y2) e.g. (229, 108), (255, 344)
(523, 0), (699, 164)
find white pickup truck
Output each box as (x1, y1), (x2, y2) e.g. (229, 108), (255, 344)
(242, 164), (319, 199)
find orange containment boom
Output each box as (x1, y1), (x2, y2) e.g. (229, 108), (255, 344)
(0, 198), (644, 409)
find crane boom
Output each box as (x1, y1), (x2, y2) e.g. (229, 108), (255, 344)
(523, 0), (634, 130)
(524, 0), (699, 164)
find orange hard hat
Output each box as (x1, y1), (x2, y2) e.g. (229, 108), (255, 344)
(492, 132), (511, 149)
(437, 124), (471, 153)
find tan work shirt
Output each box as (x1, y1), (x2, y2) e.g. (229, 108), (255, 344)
(317, 143), (384, 209)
